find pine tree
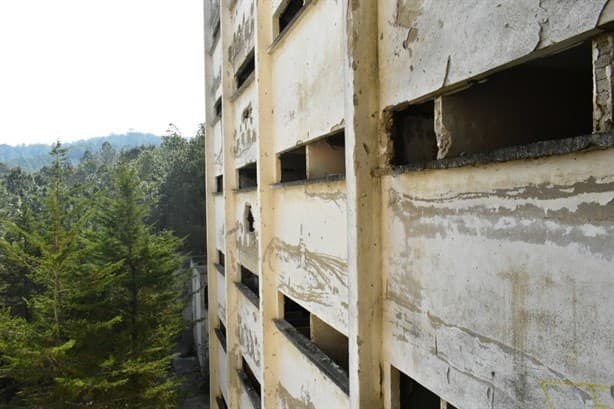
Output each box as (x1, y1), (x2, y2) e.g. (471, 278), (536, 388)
(87, 163), (185, 408)
(0, 143), (123, 408)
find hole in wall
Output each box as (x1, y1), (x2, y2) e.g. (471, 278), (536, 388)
(390, 101), (437, 166)
(214, 98), (222, 120)
(244, 204), (255, 233)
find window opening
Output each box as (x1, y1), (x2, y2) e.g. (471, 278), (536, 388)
(216, 175), (223, 193)
(279, 146), (306, 182)
(235, 50), (255, 90)
(278, 0), (304, 34)
(307, 130), (345, 179)
(238, 162), (257, 189)
(240, 266), (259, 299)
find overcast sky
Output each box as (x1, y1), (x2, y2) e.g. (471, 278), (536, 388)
(0, 0), (204, 145)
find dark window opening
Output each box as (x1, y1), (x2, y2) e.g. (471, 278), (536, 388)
(437, 41), (592, 159)
(391, 101), (436, 166)
(218, 250), (225, 266)
(216, 175), (223, 193)
(278, 0), (304, 34)
(279, 146), (306, 182)
(241, 266), (259, 299)
(216, 320), (227, 351)
(397, 368), (440, 409)
(244, 204), (255, 233)
(204, 285), (208, 309)
(307, 130), (346, 179)
(216, 394), (228, 409)
(214, 98), (222, 120)
(283, 295), (310, 338)
(238, 162), (257, 189)
(212, 20), (220, 45)
(235, 50), (255, 90)
(282, 295), (348, 373)
(241, 358), (261, 399)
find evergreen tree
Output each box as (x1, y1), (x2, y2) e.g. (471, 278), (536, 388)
(87, 163), (185, 408)
(0, 143), (122, 408)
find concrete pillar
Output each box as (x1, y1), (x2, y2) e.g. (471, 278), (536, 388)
(220, 2), (241, 408)
(342, 1), (384, 408)
(593, 32), (614, 132)
(204, 1), (220, 408)
(253, 1), (280, 408)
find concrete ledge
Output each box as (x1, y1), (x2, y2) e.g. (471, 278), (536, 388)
(271, 173), (345, 188)
(237, 369), (262, 409)
(235, 281), (260, 309)
(274, 319), (349, 395)
(387, 132), (614, 175)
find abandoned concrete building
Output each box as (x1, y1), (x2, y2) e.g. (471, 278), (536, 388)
(203, 1), (614, 408)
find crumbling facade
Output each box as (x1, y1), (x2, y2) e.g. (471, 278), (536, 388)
(203, 1), (614, 408)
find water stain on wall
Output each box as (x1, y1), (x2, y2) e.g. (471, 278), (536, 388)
(278, 384), (316, 409)
(265, 237), (348, 309)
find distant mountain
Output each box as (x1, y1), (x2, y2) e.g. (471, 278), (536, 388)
(0, 132), (162, 172)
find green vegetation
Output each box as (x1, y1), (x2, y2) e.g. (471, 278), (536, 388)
(0, 126), (205, 407)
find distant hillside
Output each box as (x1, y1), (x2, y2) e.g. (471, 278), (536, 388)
(0, 132), (161, 172)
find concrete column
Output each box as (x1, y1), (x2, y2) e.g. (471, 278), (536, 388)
(253, 1), (280, 409)
(593, 32), (614, 132)
(220, 2), (242, 408)
(342, 1), (384, 408)
(204, 1), (220, 407)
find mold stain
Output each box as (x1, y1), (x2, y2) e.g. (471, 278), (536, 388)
(278, 383), (316, 409)
(238, 301), (261, 369)
(228, 1), (255, 66)
(264, 237), (348, 309)
(234, 102), (257, 159)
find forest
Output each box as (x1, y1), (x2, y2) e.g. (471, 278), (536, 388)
(0, 126), (206, 408)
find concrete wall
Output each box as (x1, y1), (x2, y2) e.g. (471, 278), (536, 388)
(271, 0), (344, 153)
(270, 180), (348, 334)
(204, 1), (614, 408)
(382, 149), (614, 408)
(277, 332), (349, 409)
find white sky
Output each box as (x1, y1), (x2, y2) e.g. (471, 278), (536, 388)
(0, 0), (204, 145)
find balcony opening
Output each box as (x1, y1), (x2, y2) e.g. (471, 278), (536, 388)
(310, 314), (349, 372)
(307, 130), (345, 179)
(283, 295), (310, 338)
(216, 320), (227, 352)
(390, 100), (437, 166)
(240, 357), (261, 401)
(240, 266), (259, 299)
(215, 175), (223, 193)
(278, 0), (304, 34)
(214, 97), (222, 120)
(244, 204), (255, 233)
(216, 394), (228, 409)
(235, 50), (255, 90)
(392, 366), (440, 409)
(279, 145), (306, 183)
(237, 162), (257, 189)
